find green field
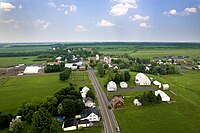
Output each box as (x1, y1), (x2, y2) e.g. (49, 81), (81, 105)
(0, 72), (92, 114)
(105, 70), (200, 133)
(100, 48), (200, 58)
(0, 56), (46, 67)
(0, 46), (51, 53)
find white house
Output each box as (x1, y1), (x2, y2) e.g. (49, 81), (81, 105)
(145, 66), (150, 71)
(107, 81), (117, 91)
(135, 73), (151, 86)
(85, 97), (95, 108)
(153, 81), (162, 88)
(108, 64), (112, 68)
(24, 66), (41, 74)
(80, 108), (100, 122)
(162, 84), (169, 90)
(96, 54), (99, 61)
(80, 86), (90, 99)
(155, 90), (170, 102)
(65, 63), (77, 70)
(62, 120), (93, 132)
(56, 56), (62, 62)
(104, 56), (112, 64)
(133, 99), (142, 106)
(120, 82), (128, 89)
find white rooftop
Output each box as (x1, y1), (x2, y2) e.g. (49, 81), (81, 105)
(155, 90), (170, 102)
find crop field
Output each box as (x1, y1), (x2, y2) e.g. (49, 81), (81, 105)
(100, 48), (200, 58)
(0, 46), (51, 53)
(0, 56), (46, 67)
(0, 72), (92, 114)
(103, 70), (200, 133)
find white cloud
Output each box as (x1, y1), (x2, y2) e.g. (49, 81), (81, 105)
(1, 19), (15, 24)
(18, 4), (22, 9)
(164, 9), (177, 15)
(70, 5), (77, 13)
(184, 7), (197, 14)
(96, 19), (115, 27)
(131, 14), (150, 21)
(75, 25), (87, 32)
(139, 23), (151, 28)
(64, 10), (68, 15)
(110, 0), (137, 16)
(34, 19), (50, 29)
(0, 2), (15, 11)
(48, 1), (56, 8)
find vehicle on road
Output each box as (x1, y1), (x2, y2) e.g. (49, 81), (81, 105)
(116, 126), (120, 132)
(108, 105), (112, 109)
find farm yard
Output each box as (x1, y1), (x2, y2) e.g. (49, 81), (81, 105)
(102, 70), (200, 133)
(0, 72), (92, 114)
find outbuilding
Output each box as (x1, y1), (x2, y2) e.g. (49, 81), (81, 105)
(133, 99), (142, 106)
(153, 81), (162, 88)
(162, 84), (169, 90)
(135, 73), (151, 86)
(120, 82), (128, 89)
(155, 90), (170, 102)
(24, 66), (41, 74)
(107, 81), (117, 91)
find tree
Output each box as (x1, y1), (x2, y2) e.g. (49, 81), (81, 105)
(97, 63), (105, 77)
(156, 94), (162, 103)
(86, 90), (95, 100)
(108, 69), (115, 81)
(124, 71), (131, 81)
(40, 96), (58, 115)
(59, 68), (71, 81)
(9, 118), (23, 133)
(0, 114), (12, 129)
(139, 92), (148, 106)
(75, 100), (85, 114)
(147, 91), (157, 103)
(32, 107), (52, 131)
(61, 99), (76, 119)
(114, 73), (121, 84)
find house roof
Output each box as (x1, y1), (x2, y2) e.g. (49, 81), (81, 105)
(81, 86), (90, 94)
(120, 82), (128, 88)
(63, 119), (90, 128)
(47, 62), (60, 65)
(107, 81), (117, 89)
(155, 90), (170, 102)
(85, 97), (94, 103)
(24, 66), (41, 74)
(111, 95), (124, 106)
(135, 73), (151, 83)
(80, 108), (99, 118)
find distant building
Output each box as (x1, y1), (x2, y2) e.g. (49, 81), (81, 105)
(104, 56), (112, 64)
(135, 73), (151, 86)
(96, 54), (99, 61)
(47, 62), (61, 65)
(65, 63), (77, 70)
(155, 90), (170, 102)
(111, 95), (125, 108)
(162, 84), (169, 90)
(153, 81), (162, 88)
(79, 65), (86, 71)
(24, 66), (41, 74)
(107, 81), (117, 91)
(56, 56), (62, 62)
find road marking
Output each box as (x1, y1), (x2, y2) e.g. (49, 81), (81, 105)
(89, 71), (115, 133)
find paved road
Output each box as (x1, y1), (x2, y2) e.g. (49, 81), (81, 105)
(88, 69), (119, 133)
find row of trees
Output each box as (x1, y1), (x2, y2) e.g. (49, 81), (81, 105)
(107, 69), (131, 84)
(44, 63), (65, 73)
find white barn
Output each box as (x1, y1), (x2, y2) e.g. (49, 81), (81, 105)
(153, 81), (162, 88)
(80, 86), (90, 99)
(24, 66), (41, 74)
(162, 84), (169, 90)
(80, 108), (100, 122)
(120, 82), (128, 89)
(107, 81), (117, 91)
(65, 63), (77, 70)
(135, 73), (151, 85)
(155, 90), (170, 102)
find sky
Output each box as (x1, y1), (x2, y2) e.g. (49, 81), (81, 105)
(0, 0), (200, 42)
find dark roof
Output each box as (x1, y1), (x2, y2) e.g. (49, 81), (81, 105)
(80, 108), (99, 118)
(112, 95), (124, 99)
(63, 119), (90, 128)
(85, 97), (94, 102)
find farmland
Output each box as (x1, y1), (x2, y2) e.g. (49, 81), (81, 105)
(102, 70), (200, 133)
(0, 72), (91, 114)
(0, 56), (46, 67)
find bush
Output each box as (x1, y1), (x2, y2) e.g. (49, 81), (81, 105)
(9, 118), (23, 133)
(59, 68), (71, 81)
(0, 113), (13, 129)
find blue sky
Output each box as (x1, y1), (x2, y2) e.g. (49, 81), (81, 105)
(0, 0), (200, 42)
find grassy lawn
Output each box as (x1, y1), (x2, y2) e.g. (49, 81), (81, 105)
(0, 56), (46, 67)
(109, 70), (200, 133)
(0, 72), (92, 114)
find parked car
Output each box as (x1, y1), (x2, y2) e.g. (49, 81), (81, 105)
(108, 105), (111, 109)
(116, 126), (120, 132)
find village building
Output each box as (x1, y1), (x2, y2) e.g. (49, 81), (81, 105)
(155, 90), (170, 102)
(133, 99), (142, 106)
(62, 119), (93, 132)
(85, 97), (95, 108)
(56, 56), (62, 62)
(107, 81), (117, 91)
(79, 65), (86, 71)
(104, 56), (112, 64)
(162, 84), (169, 90)
(47, 62), (61, 65)
(23, 66), (41, 74)
(96, 54), (99, 61)
(111, 95), (125, 108)
(135, 73), (151, 86)
(80, 86), (90, 99)
(153, 81), (162, 88)
(79, 108), (100, 122)
(65, 63), (77, 70)
(120, 82), (128, 89)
